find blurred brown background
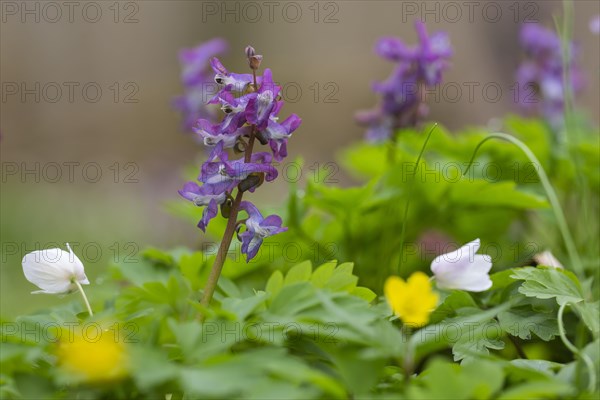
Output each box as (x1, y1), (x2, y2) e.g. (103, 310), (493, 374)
(1, 0), (599, 315)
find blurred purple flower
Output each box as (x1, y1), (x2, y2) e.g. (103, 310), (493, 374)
(357, 20), (452, 142)
(173, 38), (229, 131)
(590, 15), (600, 35)
(180, 38), (229, 86)
(516, 23), (584, 128)
(239, 201), (287, 261)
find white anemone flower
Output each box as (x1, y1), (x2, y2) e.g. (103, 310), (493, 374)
(430, 238), (493, 292)
(22, 243), (93, 315)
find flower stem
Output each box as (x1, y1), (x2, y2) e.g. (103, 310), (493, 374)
(463, 133), (584, 276)
(507, 334), (528, 359)
(558, 302), (597, 392)
(73, 280), (93, 317)
(200, 127), (257, 315)
(200, 190), (244, 310)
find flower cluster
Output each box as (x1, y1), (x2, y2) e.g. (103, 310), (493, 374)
(385, 238), (492, 326)
(356, 20), (452, 142)
(179, 46), (300, 261)
(173, 38), (229, 131)
(516, 23), (584, 128)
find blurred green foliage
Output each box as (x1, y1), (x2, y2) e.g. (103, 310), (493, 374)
(1, 115), (599, 398)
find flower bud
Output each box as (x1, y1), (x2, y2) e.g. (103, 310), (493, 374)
(249, 55), (263, 70)
(238, 173), (264, 192)
(245, 46), (262, 70)
(220, 198), (233, 218)
(255, 130), (269, 145)
(234, 138), (247, 153)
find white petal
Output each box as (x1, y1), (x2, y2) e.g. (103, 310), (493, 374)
(431, 238), (480, 274)
(431, 239), (493, 292)
(450, 271), (493, 292)
(22, 246), (87, 294)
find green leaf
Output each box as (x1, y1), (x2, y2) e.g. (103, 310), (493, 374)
(217, 277), (241, 298)
(350, 287), (377, 302)
(130, 346), (179, 390)
(407, 358), (504, 399)
(430, 291), (478, 324)
(340, 142), (389, 178)
(178, 251), (207, 291)
(310, 261), (338, 287)
(283, 260), (313, 285)
(268, 283), (321, 316)
(497, 308), (558, 341)
(326, 262), (358, 292)
(452, 321), (505, 363)
(449, 180), (549, 209)
(412, 302), (513, 363)
(265, 270), (284, 297)
(142, 247), (176, 267)
(220, 292), (268, 321)
(510, 267), (584, 305)
(575, 301), (600, 337)
(497, 381), (574, 400)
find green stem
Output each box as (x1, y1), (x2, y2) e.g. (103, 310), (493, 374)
(73, 280), (93, 317)
(200, 190), (244, 311)
(558, 302), (597, 392)
(397, 123), (438, 276)
(463, 133), (583, 276)
(507, 334), (528, 359)
(402, 326), (414, 380)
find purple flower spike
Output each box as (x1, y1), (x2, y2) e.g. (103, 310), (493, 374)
(375, 37), (418, 62)
(239, 201), (287, 262)
(520, 24), (561, 58)
(246, 69), (281, 130)
(178, 181), (227, 232)
(413, 21), (452, 86)
(178, 45), (300, 260)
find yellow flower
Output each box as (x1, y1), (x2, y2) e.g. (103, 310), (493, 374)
(56, 328), (129, 383)
(384, 272), (439, 327)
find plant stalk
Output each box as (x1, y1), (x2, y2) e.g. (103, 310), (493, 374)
(199, 190), (244, 310)
(558, 302), (597, 392)
(463, 133), (584, 276)
(73, 280), (93, 317)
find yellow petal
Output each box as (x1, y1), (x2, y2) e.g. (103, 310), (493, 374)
(407, 271), (432, 292)
(384, 276), (407, 315)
